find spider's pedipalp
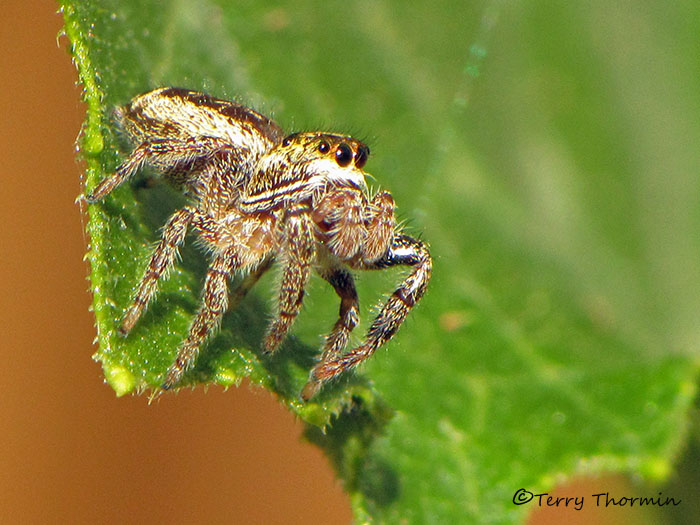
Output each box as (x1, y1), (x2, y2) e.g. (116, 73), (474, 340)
(312, 188), (366, 260)
(362, 190), (396, 262)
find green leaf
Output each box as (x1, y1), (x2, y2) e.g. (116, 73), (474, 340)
(62, 0), (700, 522)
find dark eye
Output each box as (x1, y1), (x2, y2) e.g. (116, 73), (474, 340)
(355, 145), (370, 168)
(318, 140), (330, 154)
(335, 143), (353, 167)
(282, 132), (299, 147)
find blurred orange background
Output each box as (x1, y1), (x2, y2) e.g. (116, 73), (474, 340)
(0, 3), (350, 523)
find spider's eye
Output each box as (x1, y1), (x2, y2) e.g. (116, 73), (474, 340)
(335, 143), (353, 167)
(318, 141), (330, 154)
(282, 133), (299, 147)
(354, 145), (370, 169)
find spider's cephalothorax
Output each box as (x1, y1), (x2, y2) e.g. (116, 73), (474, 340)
(86, 87), (432, 400)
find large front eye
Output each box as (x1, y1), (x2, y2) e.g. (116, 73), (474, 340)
(335, 143), (353, 167)
(355, 145), (370, 168)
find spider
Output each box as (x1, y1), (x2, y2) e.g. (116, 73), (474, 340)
(86, 87), (432, 400)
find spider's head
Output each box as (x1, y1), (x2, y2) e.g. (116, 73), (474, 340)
(280, 132), (371, 189)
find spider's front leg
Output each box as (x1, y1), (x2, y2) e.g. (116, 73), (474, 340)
(302, 233), (432, 400)
(263, 204), (316, 352)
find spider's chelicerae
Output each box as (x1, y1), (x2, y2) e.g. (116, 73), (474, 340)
(86, 87), (432, 400)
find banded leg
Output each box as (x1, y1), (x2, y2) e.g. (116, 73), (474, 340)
(85, 141), (149, 202)
(302, 234), (432, 400)
(120, 206), (196, 334)
(85, 136), (230, 202)
(162, 247), (240, 389)
(317, 267), (360, 363)
(263, 206), (316, 352)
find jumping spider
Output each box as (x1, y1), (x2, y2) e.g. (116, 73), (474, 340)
(86, 87), (432, 400)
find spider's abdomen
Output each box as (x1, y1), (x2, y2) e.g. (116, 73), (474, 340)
(119, 87), (284, 160)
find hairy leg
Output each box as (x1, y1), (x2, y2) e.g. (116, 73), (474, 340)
(85, 136), (230, 202)
(317, 267), (360, 363)
(302, 234), (432, 400)
(158, 211), (273, 389)
(120, 206), (196, 335)
(162, 247), (240, 389)
(263, 205), (316, 352)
